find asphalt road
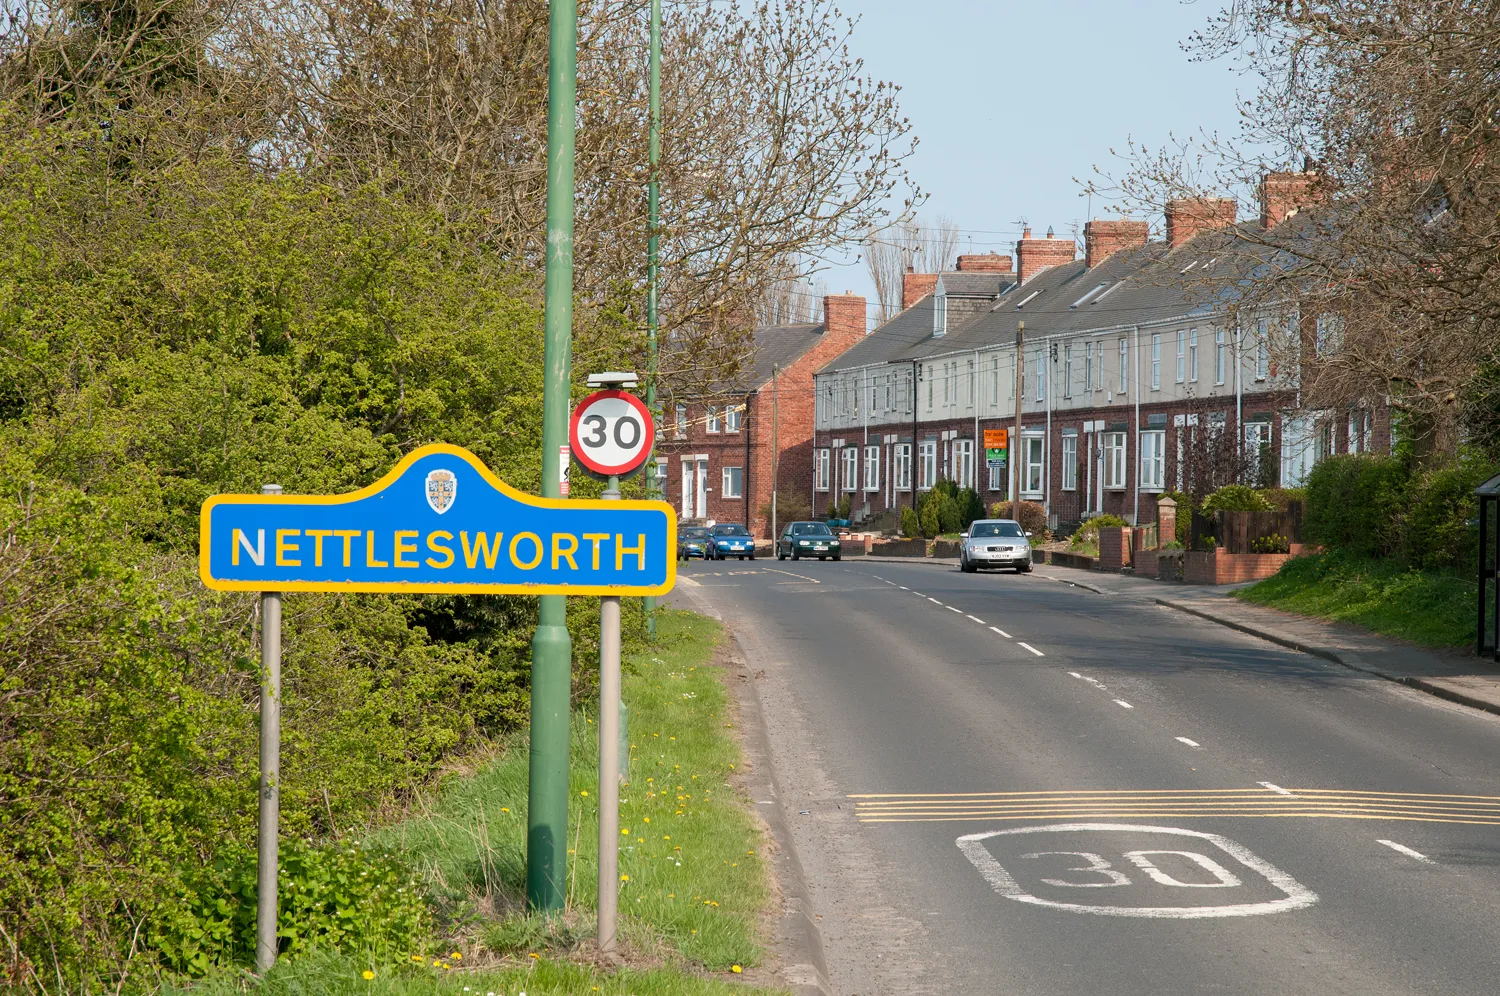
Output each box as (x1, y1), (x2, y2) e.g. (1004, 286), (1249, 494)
(675, 557), (1500, 996)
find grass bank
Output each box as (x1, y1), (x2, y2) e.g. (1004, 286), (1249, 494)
(1235, 551), (1482, 650)
(174, 609), (784, 996)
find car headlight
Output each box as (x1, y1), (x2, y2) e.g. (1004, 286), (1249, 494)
(798, 540), (810, 546)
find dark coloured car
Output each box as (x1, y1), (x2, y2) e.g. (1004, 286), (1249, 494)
(678, 526), (711, 560)
(709, 522), (756, 560)
(777, 521), (841, 561)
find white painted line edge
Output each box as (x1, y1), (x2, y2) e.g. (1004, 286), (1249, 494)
(1018, 642), (1045, 657)
(899, 586), (909, 590)
(990, 626), (1012, 638)
(1113, 699), (1134, 709)
(929, 597), (942, 604)
(946, 606), (963, 614)
(967, 615), (985, 624)
(1175, 737), (1201, 748)
(1377, 839), (1433, 864)
(1257, 782), (1295, 797)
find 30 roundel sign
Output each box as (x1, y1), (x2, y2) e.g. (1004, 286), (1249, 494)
(569, 389), (655, 477)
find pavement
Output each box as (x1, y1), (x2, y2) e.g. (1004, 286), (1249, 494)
(670, 558), (1500, 996)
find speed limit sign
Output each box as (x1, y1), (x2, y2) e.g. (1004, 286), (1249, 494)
(569, 389), (655, 478)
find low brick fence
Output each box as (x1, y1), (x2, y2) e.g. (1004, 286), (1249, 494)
(1098, 527), (1134, 571)
(870, 538), (926, 557)
(1044, 550), (1099, 570)
(1183, 550), (1291, 585)
(931, 539), (961, 559)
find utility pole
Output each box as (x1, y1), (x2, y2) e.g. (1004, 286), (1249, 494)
(770, 364), (779, 542)
(527, 0), (577, 914)
(642, 0), (662, 638)
(1012, 323), (1024, 514)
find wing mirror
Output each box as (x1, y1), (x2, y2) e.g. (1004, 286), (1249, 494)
(960, 532), (968, 540)
(1025, 530), (1034, 537)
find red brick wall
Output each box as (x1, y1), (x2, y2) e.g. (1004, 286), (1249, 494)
(956, 253), (1013, 274)
(1165, 198), (1237, 248)
(1016, 228), (1077, 283)
(1259, 172), (1321, 229)
(1084, 219), (1149, 268)
(903, 272), (938, 310)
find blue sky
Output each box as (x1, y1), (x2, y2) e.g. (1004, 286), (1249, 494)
(820, 0), (1252, 320)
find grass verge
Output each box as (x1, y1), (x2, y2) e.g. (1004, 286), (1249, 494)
(1235, 551), (1483, 650)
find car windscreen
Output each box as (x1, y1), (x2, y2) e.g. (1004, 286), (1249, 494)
(970, 522), (1024, 538)
(790, 523), (833, 536)
(713, 524), (749, 536)
(681, 528), (709, 539)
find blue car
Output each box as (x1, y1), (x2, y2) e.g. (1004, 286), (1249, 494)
(677, 526), (711, 560)
(708, 523), (756, 560)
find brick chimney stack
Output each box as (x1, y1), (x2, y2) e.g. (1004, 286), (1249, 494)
(955, 253), (1013, 274)
(1084, 219), (1150, 268)
(1164, 198), (1237, 249)
(822, 292), (867, 341)
(1015, 226), (1077, 284)
(901, 269), (938, 310)
(1259, 171), (1321, 229)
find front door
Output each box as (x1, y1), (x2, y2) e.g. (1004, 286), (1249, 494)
(695, 457), (709, 520)
(681, 458), (694, 519)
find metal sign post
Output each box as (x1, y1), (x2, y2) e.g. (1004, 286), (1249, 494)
(570, 373), (655, 958)
(256, 483), (282, 975)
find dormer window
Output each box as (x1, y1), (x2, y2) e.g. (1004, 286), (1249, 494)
(933, 276), (948, 337)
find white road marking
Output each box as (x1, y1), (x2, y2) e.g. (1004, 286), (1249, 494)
(956, 824), (1318, 918)
(1018, 642), (1045, 657)
(1258, 782), (1295, 797)
(899, 586), (909, 590)
(677, 577), (701, 587)
(1377, 839), (1433, 864)
(967, 614), (985, 624)
(947, 606), (963, 614)
(1175, 737), (1202, 748)
(990, 626), (1012, 638)
(1113, 699), (1134, 709)
(929, 597), (942, 604)
(763, 568), (820, 584)
(1070, 672), (1108, 691)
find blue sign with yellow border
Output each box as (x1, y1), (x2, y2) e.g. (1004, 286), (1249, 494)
(199, 444), (677, 595)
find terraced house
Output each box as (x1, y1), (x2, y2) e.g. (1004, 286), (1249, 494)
(811, 173), (1392, 530)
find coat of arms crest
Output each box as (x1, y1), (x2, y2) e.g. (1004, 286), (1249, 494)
(425, 468), (457, 514)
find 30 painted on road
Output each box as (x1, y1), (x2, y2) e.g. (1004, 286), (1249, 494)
(199, 444), (677, 595)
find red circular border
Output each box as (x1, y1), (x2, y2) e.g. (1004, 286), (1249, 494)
(569, 389), (656, 476)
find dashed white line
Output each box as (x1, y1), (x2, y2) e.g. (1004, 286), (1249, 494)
(1175, 737), (1202, 748)
(1070, 672), (1108, 690)
(899, 586), (909, 590)
(1377, 839), (1433, 864)
(990, 626), (1012, 638)
(1258, 782), (1295, 797)
(1113, 699), (1134, 709)
(929, 597), (942, 604)
(946, 606), (963, 614)
(966, 614), (985, 625)
(1018, 642), (1045, 657)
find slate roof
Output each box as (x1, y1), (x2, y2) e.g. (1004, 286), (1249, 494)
(750, 323), (824, 385)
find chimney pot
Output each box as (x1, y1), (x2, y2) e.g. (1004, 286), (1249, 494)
(1016, 226), (1077, 284)
(1259, 171), (1322, 229)
(1164, 197), (1237, 249)
(1084, 218), (1150, 268)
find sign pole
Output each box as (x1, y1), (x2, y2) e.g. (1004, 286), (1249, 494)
(528, 0), (578, 913)
(598, 474), (622, 956)
(642, 0), (662, 639)
(255, 482), (283, 975)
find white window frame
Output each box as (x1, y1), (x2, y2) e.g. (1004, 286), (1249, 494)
(934, 288), (948, 335)
(942, 363), (951, 406)
(1062, 433), (1078, 491)
(1255, 318), (1270, 380)
(726, 405), (741, 433)
(1139, 429), (1165, 490)
(988, 460), (1006, 492)
(1189, 329), (1199, 382)
(863, 445), (881, 492)
(1214, 329), (1227, 385)
(1176, 330), (1186, 383)
(840, 447), (859, 492)
(991, 354), (1001, 405)
(1063, 344), (1074, 398)
(926, 367), (934, 410)
(1118, 338), (1129, 392)
(954, 438), (975, 489)
(706, 405), (722, 433)
(1035, 350), (1046, 402)
(721, 465), (743, 499)
(814, 448), (831, 491)
(1103, 431), (1127, 489)
(918, 441), (937, 490)
(675, 403), (689, 438)
(1150, 333), (1161, 391)
(894, 443), (912, 490)
(1022, 435), (1045, 497)
(1085, 341), (1095, 391)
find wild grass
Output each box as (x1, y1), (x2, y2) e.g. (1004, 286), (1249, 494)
(1235, 551), (1483, 650)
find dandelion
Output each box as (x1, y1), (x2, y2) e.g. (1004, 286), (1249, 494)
(362, 970), (375, 980)
(621, 827), (630, 835)
(433, 960), (443, 968)
(621, 873), (630, 881)
(411, 955), (425, 963)
(731, 965), (743, 974)
(642, 817), (650, 823)
(451, 952), (462, 960)
(664, 835), (671, 840)
(528, 952), (540, 960)
(580, 790), (589, 797)
(500, 807), (510, 813)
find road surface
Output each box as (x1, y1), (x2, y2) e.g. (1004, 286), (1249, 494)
(676, 558), (1500, 996)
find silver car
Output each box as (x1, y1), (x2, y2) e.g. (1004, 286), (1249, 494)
(960, 519), (1033, 573)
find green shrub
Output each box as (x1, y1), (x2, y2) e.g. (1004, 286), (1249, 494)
(900, 506), (922, 538)
(990, 500), (1048, 537)
(1303, 454), (1410, 558)
(918, 494), (940, 537)
(833, 494), (851, 520)
(957, 486), (986, 529)
(1070, 513), (1126, 550)
(154, 840), (430, 975)
(1200, 484), (1274, 513)
(1160, 490), (1197, 545)
(1257, 487), (1307, 510)
(1251, 533), (1291, 554)
(1404, 457), (1489, 570)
